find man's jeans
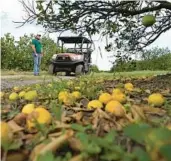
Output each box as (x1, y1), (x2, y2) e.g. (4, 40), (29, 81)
(33, 53), (42, 75)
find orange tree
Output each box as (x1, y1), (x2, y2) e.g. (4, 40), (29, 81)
(15, 1), (171, 54)
(1, 33), (58, 71)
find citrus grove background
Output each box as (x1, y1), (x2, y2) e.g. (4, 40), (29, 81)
(1, 33), (171, 72)
(1, 33), (58, 71)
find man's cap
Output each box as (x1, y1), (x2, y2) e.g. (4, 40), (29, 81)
(36, 33), (41, 37)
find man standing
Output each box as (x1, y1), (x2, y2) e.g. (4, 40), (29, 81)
(31, 34), (43, 76)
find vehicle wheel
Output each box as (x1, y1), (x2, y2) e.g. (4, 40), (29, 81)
(48, 64), (55, 75)
(75, 64), (84, 76)
(85, 66), (90, 74)
(65, 71), (71, 76)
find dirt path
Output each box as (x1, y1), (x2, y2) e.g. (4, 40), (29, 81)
(1, 75), (75, 90)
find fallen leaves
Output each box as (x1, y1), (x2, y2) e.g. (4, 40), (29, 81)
(142, 106), (166, 116)
(13, 113), (27, 126)
(6, 151), (28, 161)
(31, 130), (74, 161)
(8, 120), (24, 133)
(1, 74), (171, 161)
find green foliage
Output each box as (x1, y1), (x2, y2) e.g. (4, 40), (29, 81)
(132, 148), (151, 161)
(110, 47), (171, 72)
(19, 1), (171, 51)
(1, 108), (20, 121)
(1, 33), (59, 71)
(41, 36), (60, 70)
(33, 122), (171, 161)
(160, 144), (171, 161)
(37, 151), (72, 161)
(37, 151), (55, 161)
(136, 54), (171, 71)
(123, 123), (151, 144)
(75, 129), (118, 156)
(71, 123), (92, 132)
(141, 47), (171, 60)
(90, 64), (100, 73)
(49, 100), (63, 121)
(2, 137), (23, 151)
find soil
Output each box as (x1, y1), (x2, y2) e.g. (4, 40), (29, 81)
(1, 75), (74, 90)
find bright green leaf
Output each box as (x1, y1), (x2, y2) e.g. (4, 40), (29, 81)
(133, 147), (151, 161)
(160, 144), (171, 161)
(123, 123), (151, 144)
(71, 123), (92, 132)
(104, 129), (117, 144)
(37, 151), (55, 161)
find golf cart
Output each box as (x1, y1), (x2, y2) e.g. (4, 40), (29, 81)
(48, 36), (93, 76)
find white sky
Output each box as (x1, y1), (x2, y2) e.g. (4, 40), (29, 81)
(1, 0), (171, 71)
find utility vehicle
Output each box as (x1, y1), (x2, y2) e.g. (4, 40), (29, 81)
(48, 36), (93, 76)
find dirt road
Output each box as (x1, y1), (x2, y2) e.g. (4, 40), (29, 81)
(1, 75), (74, 90)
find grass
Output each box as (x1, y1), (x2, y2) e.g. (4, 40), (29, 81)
(1, 70), (67, 81)
(1, 70), (170, 80)
(1, 70), (48, 76)
(94, 70), (170, 77)
(86, 70), (171, 80)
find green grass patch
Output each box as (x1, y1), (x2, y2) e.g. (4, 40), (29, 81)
(1, 70), (48, 76)
(95, 70), (170, 77)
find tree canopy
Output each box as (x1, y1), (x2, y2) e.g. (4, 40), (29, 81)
(1, 33), (58, 70)
(140, 46), (171, 60)
(16, 0), (171, 52)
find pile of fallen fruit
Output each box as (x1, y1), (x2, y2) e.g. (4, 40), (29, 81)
(1, 74), (171, 161)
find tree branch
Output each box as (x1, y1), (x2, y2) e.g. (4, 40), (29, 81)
(14, 0), (171, 52)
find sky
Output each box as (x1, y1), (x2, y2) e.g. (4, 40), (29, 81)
(1, 0), (171, 71)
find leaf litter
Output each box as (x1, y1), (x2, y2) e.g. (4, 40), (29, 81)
(1, 74), (171, 161)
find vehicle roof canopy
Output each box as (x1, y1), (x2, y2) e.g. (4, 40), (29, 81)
(58, 36), (92, 44)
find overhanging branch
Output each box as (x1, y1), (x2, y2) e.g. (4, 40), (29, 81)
(14, 0), (171, 52)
